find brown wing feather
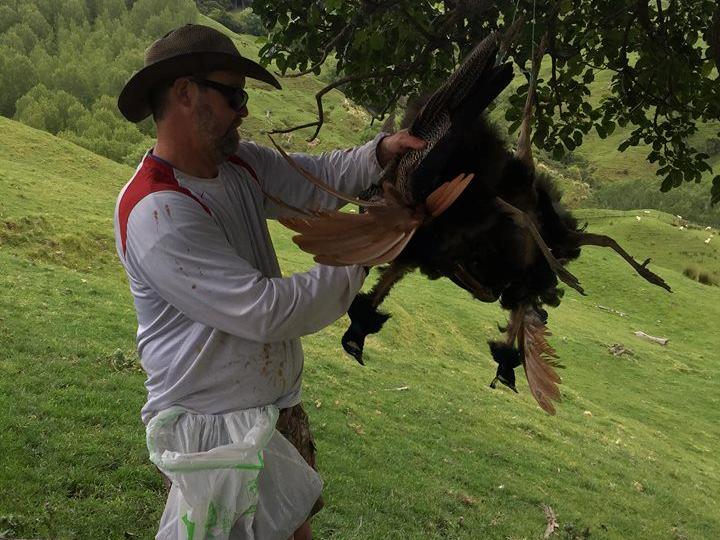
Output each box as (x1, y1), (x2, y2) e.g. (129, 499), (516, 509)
(519, 309), (563, 415)
(315, 230), (414, 266)
(316, 231), (407, 264)
(363, 228), (418, 266)
(425, 173), (475, 217)
(278, 188), (421, 266)
(277, 167), (473, 266)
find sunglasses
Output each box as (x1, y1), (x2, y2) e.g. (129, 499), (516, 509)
(190, 77), (249, 111)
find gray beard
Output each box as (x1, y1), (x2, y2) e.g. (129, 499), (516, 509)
(195, 103), (240, 163)
(216, 126), (240, 157)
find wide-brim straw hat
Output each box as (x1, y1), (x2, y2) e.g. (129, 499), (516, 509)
(118, 23), (281, 122)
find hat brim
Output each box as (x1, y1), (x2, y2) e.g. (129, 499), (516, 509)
(118, 51), (281, 122)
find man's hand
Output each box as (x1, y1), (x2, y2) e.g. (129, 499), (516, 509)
(376, 129), (426, 168)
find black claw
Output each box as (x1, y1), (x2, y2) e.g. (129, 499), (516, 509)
(342, 327), (366, 365)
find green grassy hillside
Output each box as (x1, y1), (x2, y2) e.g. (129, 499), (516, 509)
(1, 116), (719, 539)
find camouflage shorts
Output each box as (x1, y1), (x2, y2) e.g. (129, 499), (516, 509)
(276, 403), (324, 516)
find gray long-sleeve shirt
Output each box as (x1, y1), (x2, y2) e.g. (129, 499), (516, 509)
(114, 135), (384, 423)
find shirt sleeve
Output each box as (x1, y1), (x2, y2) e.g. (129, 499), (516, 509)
(234, 133), (386, 219)
(123, 191), (366, 342)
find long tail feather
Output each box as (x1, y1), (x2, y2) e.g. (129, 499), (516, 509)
(268, 134), (385, 207)
(518, 309), (563, 415)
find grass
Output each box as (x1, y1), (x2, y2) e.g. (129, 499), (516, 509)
(1, 111), (719, 539)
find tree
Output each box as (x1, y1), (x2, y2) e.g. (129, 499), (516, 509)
(64, 95), (152, 164)
(0, 22), (40, 55)
(252, 0), (720, 203)
(0, 46), (38, 117)
(14, 84), (86, 134)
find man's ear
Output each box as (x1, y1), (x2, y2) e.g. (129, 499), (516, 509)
(173, 78), (195, 110)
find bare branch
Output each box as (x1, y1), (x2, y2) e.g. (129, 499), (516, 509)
(270, 69), (398, 140)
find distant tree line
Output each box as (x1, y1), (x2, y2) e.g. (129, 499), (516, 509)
(0, 0), (197, 165)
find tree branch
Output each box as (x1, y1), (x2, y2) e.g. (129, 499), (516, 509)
(283, 22), (354, 78)
(270, 68), (399, 140)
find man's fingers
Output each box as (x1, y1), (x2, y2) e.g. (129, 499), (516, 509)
(390, 130), (426, 153)
(376, 129), (428, 167)
(402, 134), (427, 150)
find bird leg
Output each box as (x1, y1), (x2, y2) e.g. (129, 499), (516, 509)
(452, 264), (497, 302)
(488, 306), (526, 392)
(573, 232), (672, 292)
(495, 197), (585, 295)
(342, 262), (413, 364)
(515, 34), (547, 169)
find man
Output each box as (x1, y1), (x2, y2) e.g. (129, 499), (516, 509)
(114, 23), (424, 539)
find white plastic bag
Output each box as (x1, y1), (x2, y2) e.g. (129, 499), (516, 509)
(146, 405), (322, 540)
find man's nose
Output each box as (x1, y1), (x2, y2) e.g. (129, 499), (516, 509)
(238, 105), (248, 118)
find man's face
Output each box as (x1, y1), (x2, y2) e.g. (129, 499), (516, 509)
(190, 71), (248, 163)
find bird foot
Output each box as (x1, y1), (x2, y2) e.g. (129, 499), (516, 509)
(490, 376), (519, 393)
(342, 327), (366, 365)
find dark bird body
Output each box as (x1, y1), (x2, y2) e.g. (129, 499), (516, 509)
(276, 30), (670, 414)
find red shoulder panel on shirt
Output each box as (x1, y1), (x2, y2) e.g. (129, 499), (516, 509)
(228, 154), (259, 181)
(118, 154), (212, 255)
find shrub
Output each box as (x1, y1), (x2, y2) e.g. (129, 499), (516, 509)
(683, 264), (718, 286)
(697, 271), (716, 286)
(683, 265), (698, 280)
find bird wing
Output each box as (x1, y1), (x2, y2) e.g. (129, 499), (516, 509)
(280, 174), (473, 266)
(519, 309), (563, 415)
(279, 182), (422, 266)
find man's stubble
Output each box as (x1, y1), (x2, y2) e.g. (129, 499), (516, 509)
(194, 101), (241, 164)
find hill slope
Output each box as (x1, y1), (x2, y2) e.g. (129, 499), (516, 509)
(0, 117), (718, 539)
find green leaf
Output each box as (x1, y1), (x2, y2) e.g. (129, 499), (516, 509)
(712, 175), (720, 205)
(660, 175), (674, 192)
(505, 107), (521, 122)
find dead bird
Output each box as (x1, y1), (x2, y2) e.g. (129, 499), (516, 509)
(276, 30), (671, 414)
